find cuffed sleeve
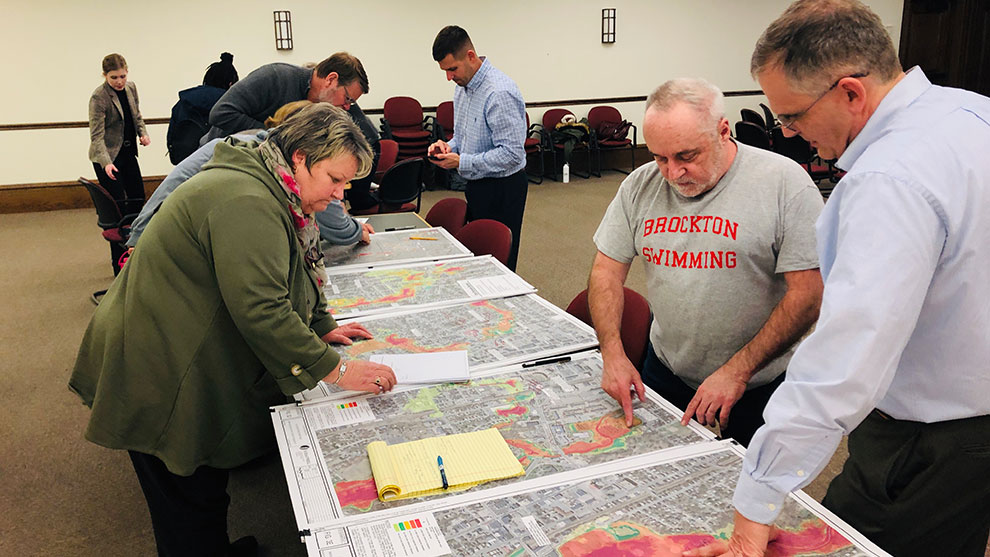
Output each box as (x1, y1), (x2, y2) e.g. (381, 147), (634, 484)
(732, 469), (789, 524)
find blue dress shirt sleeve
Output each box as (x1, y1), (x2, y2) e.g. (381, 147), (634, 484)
(734, 172), (945, 523)
(458, 90), (527, 178)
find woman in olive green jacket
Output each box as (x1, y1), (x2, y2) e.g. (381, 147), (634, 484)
(70, 103), (395, 556)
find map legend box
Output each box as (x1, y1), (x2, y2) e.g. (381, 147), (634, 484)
(394, 519), (422, 531)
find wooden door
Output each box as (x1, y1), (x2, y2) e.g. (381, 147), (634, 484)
(899, 0), (990, 96)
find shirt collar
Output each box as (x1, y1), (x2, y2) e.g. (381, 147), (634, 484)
(837, 66), (931, 170)
(464, 57), (491, 92)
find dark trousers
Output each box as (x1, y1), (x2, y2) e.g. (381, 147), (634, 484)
(823, 410), (990, 556)
(92, 150), (145, 210)
(464, 169), (528, 272)
(93, 153), (145, 274)
(128, 451), (232, 557)
(641, 343), (784, 447)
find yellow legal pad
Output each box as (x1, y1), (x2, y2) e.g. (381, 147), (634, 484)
(367, 428), (525, 502)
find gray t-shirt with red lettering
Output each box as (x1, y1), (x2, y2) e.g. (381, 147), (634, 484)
(593, 142), (823, 388)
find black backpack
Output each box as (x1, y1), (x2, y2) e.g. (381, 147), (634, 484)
(166, 99), (210, 165)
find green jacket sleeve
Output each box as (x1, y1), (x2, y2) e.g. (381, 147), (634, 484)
(310, 301), (337, 339)
(205, 194), (340, 395)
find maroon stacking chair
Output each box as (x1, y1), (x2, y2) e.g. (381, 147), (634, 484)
(565, 287), (652, 370)
(524, 113), (551, 184)
(425, 197), (468, 236)
(78, 177), (142, 304)
(588, 105), (638, 176)
(436, 101), (454, 141)
(454, 219), (511, 266)
(543, 108), (591, 180)
(351, 158), (424, 216)
(372, 139), (399, 183)
(381, 96), (434, 161)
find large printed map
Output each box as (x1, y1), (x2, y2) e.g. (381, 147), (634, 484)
(334, 294), (596, 366)
(330, 444), (883, 557)
(318, 353), (707, 516)
(323, 256), (535, 319)
(272, 352), (713, 529)
(322, 227), (471, 271)
(427, 448), (867, 556)
(297, 294), (598, 401)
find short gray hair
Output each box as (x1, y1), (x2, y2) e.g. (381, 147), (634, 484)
(751, 0), (901, 94)
(266, 103), (374, 179)
(645, 78), (725, 132)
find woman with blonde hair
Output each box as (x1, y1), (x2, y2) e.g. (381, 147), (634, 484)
(71, 103), (395, 556)
(88, 53), (150, 208)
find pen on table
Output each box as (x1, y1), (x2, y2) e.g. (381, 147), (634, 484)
(385, 225), (415, 231)
(409, 236), (439, 241)
(437, 455), (448, 489)
(521, 355), (572, 368)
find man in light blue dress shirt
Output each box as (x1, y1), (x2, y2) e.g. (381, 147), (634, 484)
(428, 25), (528, 271)
(685, 1), (990, 556)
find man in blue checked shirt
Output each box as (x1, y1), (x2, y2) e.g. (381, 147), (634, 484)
(686, 1), (990, 556)
(428, 25), (528, 271)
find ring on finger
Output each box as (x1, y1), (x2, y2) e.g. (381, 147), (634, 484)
(374, 377), (382, 386)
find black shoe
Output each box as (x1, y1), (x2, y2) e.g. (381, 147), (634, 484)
(228, 536), (258, 557)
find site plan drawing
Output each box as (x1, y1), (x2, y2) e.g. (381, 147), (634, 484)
(322, 227), (472, 272)
(323, 256), (535, 319)
(295, 294), (599, 402)
(272, 351), (714, 532)
(303, 442), (889, 557)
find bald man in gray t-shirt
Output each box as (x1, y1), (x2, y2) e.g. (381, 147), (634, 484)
(591, 79), (823, 446)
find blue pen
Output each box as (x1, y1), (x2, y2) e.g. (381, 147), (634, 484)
(437, 455), (448, 490)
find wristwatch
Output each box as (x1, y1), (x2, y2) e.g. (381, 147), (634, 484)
(333, 362), (348, 385)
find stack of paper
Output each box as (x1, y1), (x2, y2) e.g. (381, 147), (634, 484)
(367, 428), (524, 502)
(369, 351), (469, 385)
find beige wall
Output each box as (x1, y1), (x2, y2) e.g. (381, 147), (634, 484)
(1, 0), (902, 185)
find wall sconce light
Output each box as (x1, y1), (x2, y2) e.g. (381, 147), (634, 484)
(274, 11), (293, 50)
(602, 8), (616, 43)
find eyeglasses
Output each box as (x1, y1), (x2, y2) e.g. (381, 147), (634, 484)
(343, 90), (357, 107)
(777, 72), (869, 131)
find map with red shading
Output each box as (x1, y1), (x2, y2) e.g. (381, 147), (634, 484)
(427, 448), (874, 556)
(321, 227), (470, 271)
(323, 256), (534, 319)
(563, 413), (644, 455)
(308, 354), (707, 517)
(557, 520), (851, 557)
(333, 479), (379, 512)
(326, 294), (598, 375)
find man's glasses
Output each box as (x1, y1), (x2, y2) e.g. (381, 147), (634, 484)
(344, 90), (357, 107)
(777, 72), (869, 131)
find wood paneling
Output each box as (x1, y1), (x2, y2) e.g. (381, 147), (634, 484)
(0, 177), (164, 214)
(900, 0), (990, 96)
